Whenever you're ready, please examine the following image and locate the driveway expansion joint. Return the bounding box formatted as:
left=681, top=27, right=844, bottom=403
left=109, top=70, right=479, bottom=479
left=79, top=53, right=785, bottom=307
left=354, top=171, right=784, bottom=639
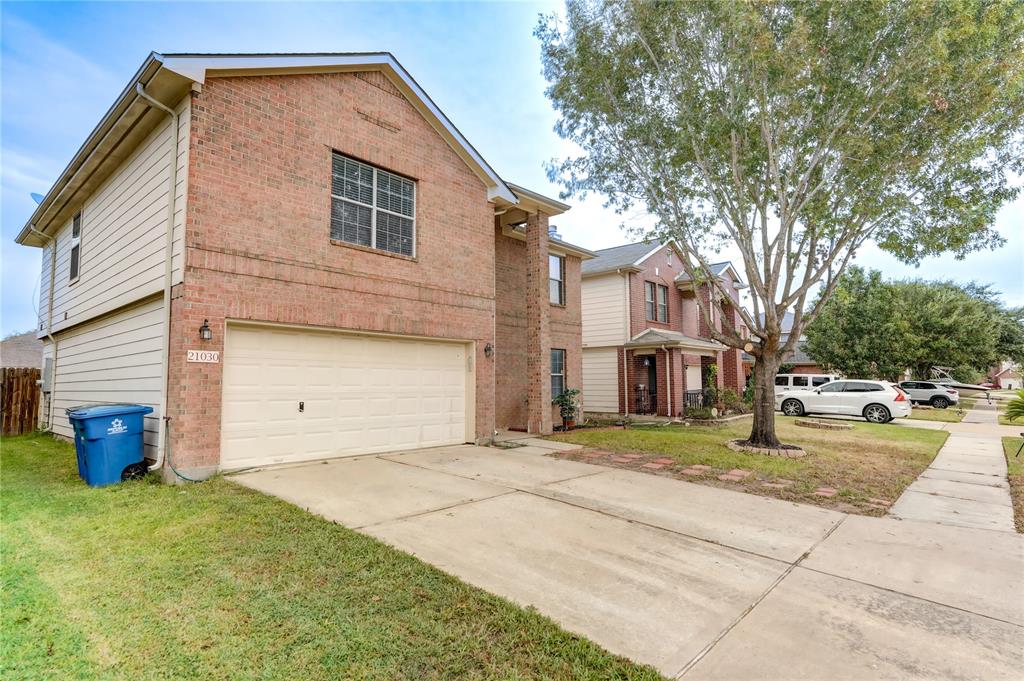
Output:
left=674, top=515, right=850, bottom=679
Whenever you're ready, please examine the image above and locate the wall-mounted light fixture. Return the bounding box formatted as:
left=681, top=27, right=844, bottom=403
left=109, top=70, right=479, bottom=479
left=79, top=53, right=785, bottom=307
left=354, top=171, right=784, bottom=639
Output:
left=642, top=356, right=651, bottom=367
left=199, top=319, right=213, bottom=341
left=484, top=343, right=494, bottom=358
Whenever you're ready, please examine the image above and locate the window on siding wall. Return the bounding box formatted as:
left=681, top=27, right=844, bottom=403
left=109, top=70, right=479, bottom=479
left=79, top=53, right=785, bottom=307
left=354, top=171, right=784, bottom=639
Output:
left=69, top=211, right=82, bottom=283
left=330, top=153, right=415, bottom=256
left=549, top=255, right=565, bottom=305
left=551, top=348, right=566, bottom=398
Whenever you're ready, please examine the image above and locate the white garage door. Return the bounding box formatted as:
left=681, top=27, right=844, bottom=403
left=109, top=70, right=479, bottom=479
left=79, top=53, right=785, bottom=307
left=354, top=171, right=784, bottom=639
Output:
left=221, top=325, right=471, bottom=469
left=582, top=347, right=619, bottom=412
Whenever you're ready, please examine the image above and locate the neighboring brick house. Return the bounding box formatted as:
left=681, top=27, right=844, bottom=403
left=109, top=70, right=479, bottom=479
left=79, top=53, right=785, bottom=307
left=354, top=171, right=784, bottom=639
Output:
left=580, top=241, right=747, bottom=417
left=0, top=331, right=42, bottom=368
left=989, top=362, right=1022, bottom=390
left=740, top=311, right=824, bottom=381
left=15, top=52, right=592, bottom=479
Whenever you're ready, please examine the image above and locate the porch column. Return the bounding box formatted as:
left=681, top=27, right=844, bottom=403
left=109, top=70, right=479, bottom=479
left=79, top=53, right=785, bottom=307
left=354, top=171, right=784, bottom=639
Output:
left=525, top=212, right=553, bottom=434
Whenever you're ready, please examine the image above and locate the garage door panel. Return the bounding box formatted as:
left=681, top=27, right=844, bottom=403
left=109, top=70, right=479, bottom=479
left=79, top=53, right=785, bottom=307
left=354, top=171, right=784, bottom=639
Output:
left=221, top=326, right=471, bottom=468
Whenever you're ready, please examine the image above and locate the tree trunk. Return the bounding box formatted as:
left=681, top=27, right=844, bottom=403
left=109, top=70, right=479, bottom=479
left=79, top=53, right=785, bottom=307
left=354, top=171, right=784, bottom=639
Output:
left=747, top=355, right=782, bottom=448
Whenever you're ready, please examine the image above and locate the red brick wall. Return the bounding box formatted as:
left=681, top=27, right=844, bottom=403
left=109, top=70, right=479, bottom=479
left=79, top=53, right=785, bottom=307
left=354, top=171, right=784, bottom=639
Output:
left=550, top=240, right=583, bottom=428
left=495, top=226, right=529, bottom=430
left=168, top=71, right=503, bottom=470
left=789, top=364, right=825, bottom=374
left=493, top=223, right=581, bottom=431
left=628, top=246, right=685, bottom=337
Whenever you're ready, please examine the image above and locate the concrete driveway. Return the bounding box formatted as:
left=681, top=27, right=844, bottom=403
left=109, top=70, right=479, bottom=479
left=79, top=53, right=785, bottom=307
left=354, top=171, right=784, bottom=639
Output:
left=232, top=442, right=1023, bottom=680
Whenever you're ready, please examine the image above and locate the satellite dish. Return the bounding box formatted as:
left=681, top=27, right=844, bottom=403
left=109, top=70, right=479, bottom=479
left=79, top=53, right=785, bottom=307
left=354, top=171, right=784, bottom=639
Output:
left=30, top=193, right=44, bottom=204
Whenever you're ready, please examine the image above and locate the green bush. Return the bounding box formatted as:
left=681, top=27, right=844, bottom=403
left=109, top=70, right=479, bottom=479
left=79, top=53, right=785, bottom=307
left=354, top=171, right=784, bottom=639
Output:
left=720, top=388, right=749, bottom=414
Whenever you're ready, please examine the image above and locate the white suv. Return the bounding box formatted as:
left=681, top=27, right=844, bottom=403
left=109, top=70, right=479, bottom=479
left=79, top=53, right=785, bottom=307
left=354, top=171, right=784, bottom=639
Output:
left=774, top=373, right=841, bottom=396
left=897, top=381, right=959, bottom=409
left=776, top=379, right=911, bottom=424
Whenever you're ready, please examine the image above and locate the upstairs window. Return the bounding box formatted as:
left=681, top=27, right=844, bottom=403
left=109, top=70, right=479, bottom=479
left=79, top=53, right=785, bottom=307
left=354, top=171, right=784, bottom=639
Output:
left=331, top=153, right=415, bottom=257
left=69, top=211, right=82, bottom=283
left=549, top=255, right=565, bottom=305
left=645, top=282, right=668, bottom=322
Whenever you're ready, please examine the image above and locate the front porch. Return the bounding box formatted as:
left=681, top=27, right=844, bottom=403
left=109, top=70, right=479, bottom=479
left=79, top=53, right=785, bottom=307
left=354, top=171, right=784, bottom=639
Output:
left=619, top=329, right=731, bottom=417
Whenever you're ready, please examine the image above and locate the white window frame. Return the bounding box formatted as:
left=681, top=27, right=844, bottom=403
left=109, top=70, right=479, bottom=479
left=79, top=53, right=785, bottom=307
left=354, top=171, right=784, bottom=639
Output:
left=551, top=348, right=566, bottom=398
left=330, top=154, right=417, bottom=257
left=656, top=284, right=668, bottom=323
left=549, top=254, right=565, bottom=305
left=68, top=211, right=83, bottom=284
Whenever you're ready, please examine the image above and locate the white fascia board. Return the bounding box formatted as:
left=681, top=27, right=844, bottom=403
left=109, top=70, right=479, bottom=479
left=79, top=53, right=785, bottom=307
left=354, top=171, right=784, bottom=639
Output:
left=632, top=242, right=666, bottom=267
left=160, top=53, right=517, bottom=205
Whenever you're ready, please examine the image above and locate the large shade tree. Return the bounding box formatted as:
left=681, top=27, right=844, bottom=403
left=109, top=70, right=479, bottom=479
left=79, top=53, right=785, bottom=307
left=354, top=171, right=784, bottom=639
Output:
left=538, top=0, right=1024, bottom=446
left=804, top=267, right=1022, bottom=381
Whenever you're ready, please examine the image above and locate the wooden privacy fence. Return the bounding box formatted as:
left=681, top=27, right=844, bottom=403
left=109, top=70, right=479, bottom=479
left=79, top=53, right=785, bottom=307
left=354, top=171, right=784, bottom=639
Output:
left=2, top=368, right=41, bottom=436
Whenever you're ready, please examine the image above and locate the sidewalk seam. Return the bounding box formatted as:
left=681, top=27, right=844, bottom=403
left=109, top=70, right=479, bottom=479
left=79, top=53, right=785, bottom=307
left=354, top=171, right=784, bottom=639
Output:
left=673, top=515, right=849, bottom=679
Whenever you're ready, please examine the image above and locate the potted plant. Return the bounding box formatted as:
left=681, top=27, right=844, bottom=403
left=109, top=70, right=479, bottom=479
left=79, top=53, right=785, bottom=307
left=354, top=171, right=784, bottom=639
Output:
left=553, top=388, right=581, bottom=430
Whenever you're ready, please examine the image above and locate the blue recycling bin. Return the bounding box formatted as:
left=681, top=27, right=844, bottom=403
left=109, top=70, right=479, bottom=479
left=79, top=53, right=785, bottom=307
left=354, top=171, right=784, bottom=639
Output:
left=66, top=404, right=153, bottom=487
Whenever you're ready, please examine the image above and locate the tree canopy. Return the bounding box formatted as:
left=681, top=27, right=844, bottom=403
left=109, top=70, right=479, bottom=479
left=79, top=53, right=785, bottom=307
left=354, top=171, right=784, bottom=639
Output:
left=538, top=0, right=1024, bottom=445
left=803, top=267, right=1024, bottom=382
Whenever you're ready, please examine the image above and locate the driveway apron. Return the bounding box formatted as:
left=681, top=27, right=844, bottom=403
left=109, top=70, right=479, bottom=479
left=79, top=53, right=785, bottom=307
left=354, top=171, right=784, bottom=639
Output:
left=231, top=436, right=1023, bottom=679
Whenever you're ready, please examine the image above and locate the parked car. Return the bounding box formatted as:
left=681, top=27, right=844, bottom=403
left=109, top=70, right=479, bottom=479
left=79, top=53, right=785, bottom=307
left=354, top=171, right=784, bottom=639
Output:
left=897, top=381, right=959, bottom=409
left=776, top=380, right=911, bottom=424
left=774, top=373, right=841, bottom=396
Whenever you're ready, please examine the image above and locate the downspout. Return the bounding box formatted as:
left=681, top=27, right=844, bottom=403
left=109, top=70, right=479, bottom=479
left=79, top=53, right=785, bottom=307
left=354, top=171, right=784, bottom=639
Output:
left=28, top=225, right=57, bottom=429
left=135, top=82, right=179, bottom=473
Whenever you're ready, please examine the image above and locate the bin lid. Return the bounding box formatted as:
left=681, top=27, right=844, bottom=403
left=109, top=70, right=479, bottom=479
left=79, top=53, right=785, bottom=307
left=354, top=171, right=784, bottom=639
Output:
left=66, top=404, right=155, bottom=419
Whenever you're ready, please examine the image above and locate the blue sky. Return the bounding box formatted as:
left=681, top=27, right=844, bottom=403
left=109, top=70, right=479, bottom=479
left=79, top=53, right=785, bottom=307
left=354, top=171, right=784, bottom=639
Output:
left=2, top=1, right=1021, bottom=336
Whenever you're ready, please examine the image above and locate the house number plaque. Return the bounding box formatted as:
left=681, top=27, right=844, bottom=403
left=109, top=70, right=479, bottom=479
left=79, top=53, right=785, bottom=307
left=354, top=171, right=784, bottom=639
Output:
left=186, top=350, right=220, bottom=363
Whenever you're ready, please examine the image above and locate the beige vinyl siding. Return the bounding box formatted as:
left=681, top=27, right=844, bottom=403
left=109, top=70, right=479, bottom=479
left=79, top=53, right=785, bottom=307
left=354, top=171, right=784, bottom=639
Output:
left=44, top=296, right=164, bottom=458
left=582, top=347, right=619, bottom=412
left=38, top=97, right=189, bottom=334
left=582, top=273, right=628, bottom=346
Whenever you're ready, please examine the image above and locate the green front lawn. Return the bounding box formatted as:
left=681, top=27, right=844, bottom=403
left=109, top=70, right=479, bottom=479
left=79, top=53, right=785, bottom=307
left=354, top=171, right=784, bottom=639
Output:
left=2, top=434, right=660, bottom=680
left=1002, top=437, right=1024, bottom=533
left=550, top=419, right=947, bottom=514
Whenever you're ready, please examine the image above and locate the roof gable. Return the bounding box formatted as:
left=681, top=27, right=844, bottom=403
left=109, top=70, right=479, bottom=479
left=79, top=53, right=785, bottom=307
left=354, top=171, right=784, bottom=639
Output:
left=582, top=240, right=680, bottom=277
left=17, top=51, right=518, bottom=245
left=160, top=53, right=515, bottom=204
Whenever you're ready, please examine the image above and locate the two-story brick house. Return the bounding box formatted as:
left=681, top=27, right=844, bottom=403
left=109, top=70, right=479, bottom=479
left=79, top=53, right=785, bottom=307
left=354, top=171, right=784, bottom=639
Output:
left=16, top=52, right=593, bottom=479
left=580, top=241, right=747, bottom=417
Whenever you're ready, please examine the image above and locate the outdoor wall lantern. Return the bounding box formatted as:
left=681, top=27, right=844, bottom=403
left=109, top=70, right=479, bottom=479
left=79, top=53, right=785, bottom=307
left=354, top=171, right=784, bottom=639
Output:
left=642, top=356, right=651, bottom=367
left=199, top=319, right=213, bottom=342
left=484, top=343, right=494, bottom=358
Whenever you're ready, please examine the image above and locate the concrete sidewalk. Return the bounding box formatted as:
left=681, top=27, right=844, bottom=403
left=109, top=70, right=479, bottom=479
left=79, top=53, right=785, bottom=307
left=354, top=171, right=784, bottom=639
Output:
left=890, top=403, right=1016, bottom=532
left=232, top=437, right=1023, bottom=679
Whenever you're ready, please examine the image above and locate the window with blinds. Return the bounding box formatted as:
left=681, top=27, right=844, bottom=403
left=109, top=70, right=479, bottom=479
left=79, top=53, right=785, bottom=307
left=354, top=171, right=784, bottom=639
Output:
left=331, top=153, right=415, bottom=256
